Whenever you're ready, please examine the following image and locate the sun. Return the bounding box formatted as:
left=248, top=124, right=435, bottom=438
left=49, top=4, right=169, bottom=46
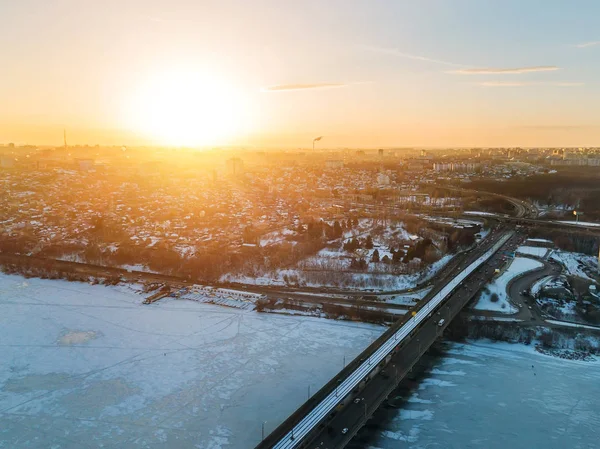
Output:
left=125, top=69, right=248, bottom=147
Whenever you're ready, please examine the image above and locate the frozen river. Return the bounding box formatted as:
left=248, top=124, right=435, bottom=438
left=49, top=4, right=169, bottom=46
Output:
left=355, top=341, right=600, bottom=449
left=0, top=274, right=384, bottom=448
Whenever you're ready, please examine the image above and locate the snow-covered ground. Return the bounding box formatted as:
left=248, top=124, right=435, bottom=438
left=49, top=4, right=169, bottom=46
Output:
left=550, top=250, right=598, bottom=281
left=121, top=264, right=159, bottom=273
left=527, top=238, right=553, bottom=244
left=464, top=211, right=497, bottom=216
left=0, top=274, right=383, bottom=449
left=554, top=220, right=600, bottom=227
left=516, top=245, right=549, bottom=258
left=378, top=287, right=432, bottom=306
left=474, top=257, right=543, bottom=313
left=545, top=319, right=600, bottom=330
left=222, top=254, right=455, bottom=291
left=530, top=275, right=554, bottom=297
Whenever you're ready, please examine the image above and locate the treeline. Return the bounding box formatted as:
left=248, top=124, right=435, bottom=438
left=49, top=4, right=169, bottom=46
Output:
left=470, top=172, right=600, bottom=219
left=0, top=262, right=121, bottom=285
left=448, top=317, right=600, bottom=354
left=255, top=297, right=395, bottom=324
left=528, top=229, right=599, bottom=256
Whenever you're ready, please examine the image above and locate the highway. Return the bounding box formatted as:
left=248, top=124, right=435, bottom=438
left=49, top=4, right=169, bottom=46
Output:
left=259, top=230, right=513, bottom=449
left=304, top=231, right=521, bottom=448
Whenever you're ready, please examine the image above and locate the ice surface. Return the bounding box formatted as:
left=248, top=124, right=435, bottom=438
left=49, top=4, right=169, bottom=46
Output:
left=0, top=273, right=383, bottom=448
left=370, top=341, right=600, bottom=449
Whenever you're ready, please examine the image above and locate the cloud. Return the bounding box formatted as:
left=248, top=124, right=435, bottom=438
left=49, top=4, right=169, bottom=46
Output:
left=261, top=83, right=347, bottom=92
left=574, top=41, right=600, bottom=48
left=479, top=81, right=583, bottom=87
left=452, top=66, right=560, bottom=75
left=516, top=125, right=598, bottom=131
left=361, top=45, right=466, bottom=67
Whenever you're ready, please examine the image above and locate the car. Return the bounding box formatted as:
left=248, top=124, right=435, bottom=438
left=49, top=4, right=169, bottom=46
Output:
left=354, top=398, right=361, bottom=404
left=437, top=318, right=445, bottom=327
left=528, top=306, right=532, bottom=310
left=342, top=428, right=348, bottom=434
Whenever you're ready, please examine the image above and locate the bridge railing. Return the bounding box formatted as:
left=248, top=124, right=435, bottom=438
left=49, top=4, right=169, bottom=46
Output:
left=255, top=240, right=500, bottom=448
left=256, top=231, right=512, bottom=449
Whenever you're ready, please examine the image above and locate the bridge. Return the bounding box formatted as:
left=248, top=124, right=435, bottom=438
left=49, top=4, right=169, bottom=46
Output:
left=256, top=229, right=516, bottom=449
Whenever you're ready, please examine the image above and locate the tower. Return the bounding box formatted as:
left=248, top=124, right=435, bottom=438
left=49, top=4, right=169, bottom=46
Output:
left=63, top=129, right=67, bottom=149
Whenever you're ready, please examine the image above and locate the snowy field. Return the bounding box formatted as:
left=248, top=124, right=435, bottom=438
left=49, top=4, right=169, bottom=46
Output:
left=516, top=245, right=549, bottom=258
left=0, top=274, right=383, bottom=449
left=474, top=257, right=543, bottom=313
left=550, top=250, right=598, bottom=281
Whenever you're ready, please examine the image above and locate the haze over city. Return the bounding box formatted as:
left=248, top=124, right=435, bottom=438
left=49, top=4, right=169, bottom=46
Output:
left=2, top=0, right=600, bottom=148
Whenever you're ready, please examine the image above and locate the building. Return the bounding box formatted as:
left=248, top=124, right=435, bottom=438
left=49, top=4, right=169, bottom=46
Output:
left=433, top=162, right=481, bottom=172
left=325, top=159, right=344, bottom=169
left=550, top=157, right=600, bottom=167
left=433, top=163, right=452, bottom=172
left=0, top=155, right=15, bottom=168
left=75, top=158, right=95, bottom=170
left=226, top=157, right=244, bottom=176
left=377, top=172, right=390, bottom=186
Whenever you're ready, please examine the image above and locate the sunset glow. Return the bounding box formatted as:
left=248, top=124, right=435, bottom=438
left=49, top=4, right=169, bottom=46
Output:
left=124, top=69, right=249, bottom=146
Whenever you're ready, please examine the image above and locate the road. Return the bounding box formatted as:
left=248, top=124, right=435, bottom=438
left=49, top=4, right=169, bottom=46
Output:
left=467, top=255, right=560, bottom=323
left=302, top=232, right=520, bottom=449
left=257, top=230, right=518, bottom=449
left=507, top=257, right=561, bottom=322
left=438, top=185, right=538, bottom=219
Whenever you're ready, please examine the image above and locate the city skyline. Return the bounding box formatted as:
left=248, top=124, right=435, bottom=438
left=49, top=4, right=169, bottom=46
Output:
left=1, top=0, right=599, bottom=147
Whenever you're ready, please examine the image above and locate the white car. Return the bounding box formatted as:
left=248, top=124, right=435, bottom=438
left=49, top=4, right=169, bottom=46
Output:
left=437, top=318, right=445, bottom=327
left=342, top=428, right=348, bottom=434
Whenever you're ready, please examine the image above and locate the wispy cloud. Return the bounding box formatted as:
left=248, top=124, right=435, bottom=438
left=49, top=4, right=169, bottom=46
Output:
left=261, top=83, right=356, bottom=92
left=479, top=81, right=583, bottom=87
left=361, top=45, right=467, bottom=67
left=574, top=41, right=600, bottom=48
left=452, top=66, right=560, bottom=75
left=516, top=125, right=598, bottom=131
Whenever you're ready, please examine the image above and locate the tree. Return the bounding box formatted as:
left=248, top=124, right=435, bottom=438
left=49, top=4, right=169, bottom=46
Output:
left=358, top=258, right=368, bottom=270
left=365, top=235, right=373, bottom=249
left=333, top=221, right=343, bottom=238
left=344, top=237, right=360, bottom=252
left=372, top=249, right=380, bottom=263
left=393, top=250, right=403, bottom=264
left=381, top=255, right=391, bottom=264
left=307, top=221, right=323, bottom=240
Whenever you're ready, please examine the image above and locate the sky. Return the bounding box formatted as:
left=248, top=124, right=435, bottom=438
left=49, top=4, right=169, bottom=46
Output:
left=1, top=0, right=599, bottom=148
